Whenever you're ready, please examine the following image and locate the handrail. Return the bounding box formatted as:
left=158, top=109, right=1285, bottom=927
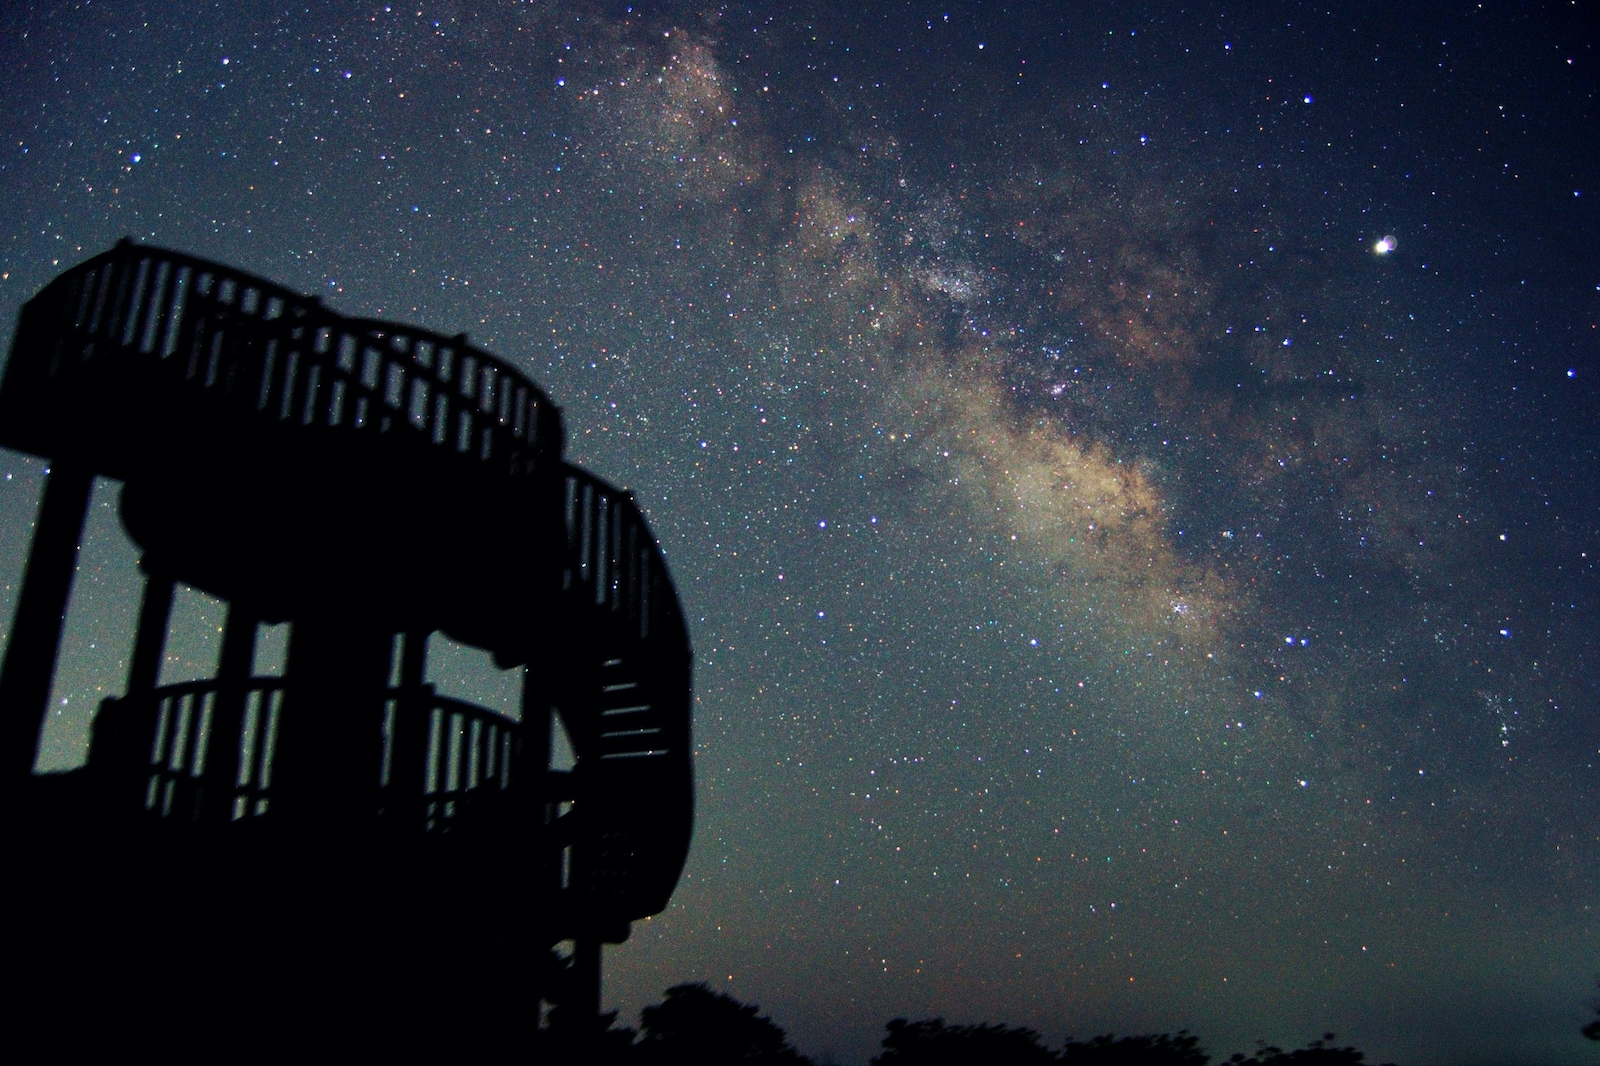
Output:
left=559, top=466, right=692, bottom=766
left=415, top=692, right=521, bottom=832
left=560, top=465, right=689, bottom=660
left=88, top=662, right=689, bottom=919
left=551, top=468, right=693, bottom=915
left=89, top=678, right=287, bottom=823
left=0, top=241, right=564, bottom=480
left=91, top=678, right=525, bottom=830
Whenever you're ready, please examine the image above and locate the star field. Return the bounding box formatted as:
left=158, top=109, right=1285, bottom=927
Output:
left=1, top=3, right=1597, bottom=1063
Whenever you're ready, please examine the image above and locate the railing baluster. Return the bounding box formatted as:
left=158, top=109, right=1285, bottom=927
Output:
left=610, top=499, right=622, bottom=611
left=139, top=261, right=173, bottom=355
left=68, top=270, right=93, bottom=332
left=123, top=257, right=154, bottom=350
left=258, top=690, right=282, bottom=803
left=433, top=390, right=450, bottom=445
left=425, top=707, right=442, bottom=797
left=158, top=266, right=189, bottom=359
left=92, top=253, right=129, bottom=340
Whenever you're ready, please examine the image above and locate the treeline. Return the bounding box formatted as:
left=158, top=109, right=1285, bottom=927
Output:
left=547, top=982, right=1395, bottom=1065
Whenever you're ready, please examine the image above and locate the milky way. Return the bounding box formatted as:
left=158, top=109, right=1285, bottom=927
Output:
left=1, top=4, right=1596, bottom=1063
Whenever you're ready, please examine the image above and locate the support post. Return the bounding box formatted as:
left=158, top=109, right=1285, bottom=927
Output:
left=0, top=462, right=93, bottom=783
left=522, top=662, right=556, bottom=1019
left=274, top=616, right=393, bottom=828
left=385, top=629, right=430, bottom=826
left=126, top=567, right=176, bottom=698
left=200, top=602, right=257, bottom=823
left=85, top=564, right=175, bottom=794
left=523, top=662, right=553, bottom=841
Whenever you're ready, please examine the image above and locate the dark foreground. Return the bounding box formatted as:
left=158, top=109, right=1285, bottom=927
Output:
left=555, top=982, right=1398, bottom=1065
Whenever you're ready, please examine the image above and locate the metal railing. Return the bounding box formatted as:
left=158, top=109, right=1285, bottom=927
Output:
left=94, top=678, right=523, bottom=831
left=125, top=678, right=286, bottom=823
left=4, top=241, right=563, bottom=480
left=561, top=466, right=691, bottom=757
left=413, top=693, right=521, bottom=832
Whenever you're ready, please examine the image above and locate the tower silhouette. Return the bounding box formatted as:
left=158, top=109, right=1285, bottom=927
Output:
left=0, top=241, right=692, bottom=1053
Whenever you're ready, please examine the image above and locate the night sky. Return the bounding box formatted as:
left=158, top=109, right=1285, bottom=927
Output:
left=2, top=2, right=1598, bottom=1063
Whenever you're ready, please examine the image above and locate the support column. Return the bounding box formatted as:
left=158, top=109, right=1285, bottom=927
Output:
left=199, top=602, right=257, bottom=823
left=385, top=630, right=430, bottom=827
left=0, top=461, right=93, bottom=783
left=85, top=565, right=174, bottom=793
left=522, top=662, right=556, bottom=1021
left=272, top=616, right=394, bottom=829
left=125, top=568, right=176, bottom=698
left=523, top=662, right=553, bottom=836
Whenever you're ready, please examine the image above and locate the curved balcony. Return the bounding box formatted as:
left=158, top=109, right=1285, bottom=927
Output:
left=1, top=239, right=563, bottom=484
left=90, top=678, right=520, bottom=828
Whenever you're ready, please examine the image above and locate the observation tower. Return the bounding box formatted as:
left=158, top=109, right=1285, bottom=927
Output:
left=0, top=241, right=692, bottom=1052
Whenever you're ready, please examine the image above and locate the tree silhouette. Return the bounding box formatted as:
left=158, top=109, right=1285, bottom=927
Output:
left=872, top=1017, right=1060, bottom=1064
left=539, top=982, right=1398, bottom=1065
left=1584, top=977, right=1600, bottom=1042
left=1059, top=1031, right=1210, bottom=1065
left=634, top=982, right=814, bottom=1065
left=1223, top=1033, right=1390, bottom=1065
left=543, top=1002, right=639, bottom=1064
left=866, top=1018, right=1391, bottom=1066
